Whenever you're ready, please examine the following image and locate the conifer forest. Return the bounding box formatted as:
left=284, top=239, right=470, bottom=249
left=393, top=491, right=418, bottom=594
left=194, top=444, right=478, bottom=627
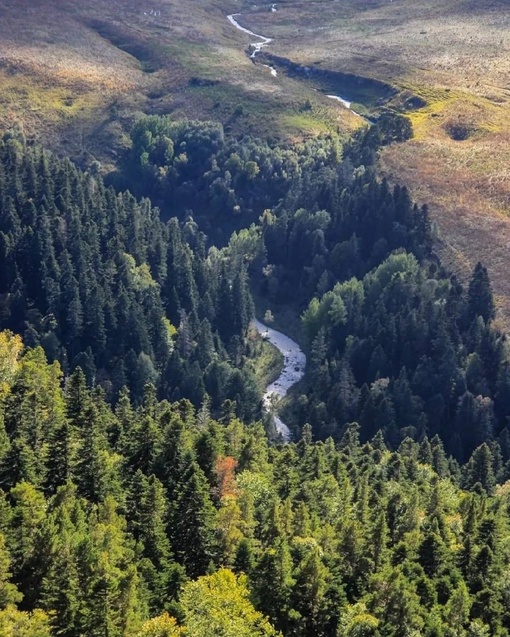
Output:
left=1, top=5, right=510, bottom=635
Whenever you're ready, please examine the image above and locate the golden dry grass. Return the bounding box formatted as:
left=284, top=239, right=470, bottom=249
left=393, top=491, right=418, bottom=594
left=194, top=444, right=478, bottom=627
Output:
left=238, top=0, right=510, bottom=322
left=379, top=99, right=510, bottom=327
left=0, top=0, right=359, bottom=161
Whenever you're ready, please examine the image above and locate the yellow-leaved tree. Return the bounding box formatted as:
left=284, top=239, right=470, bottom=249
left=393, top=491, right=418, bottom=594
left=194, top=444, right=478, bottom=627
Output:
left=0, top=606, right=52, bottom=637
left=181, top=569, right=281, bottom=637
left=139, top=569, right=281, bottom=637
left=0, top=330, right=23, bottom=400
left=137, top=613, right=183, bottom=637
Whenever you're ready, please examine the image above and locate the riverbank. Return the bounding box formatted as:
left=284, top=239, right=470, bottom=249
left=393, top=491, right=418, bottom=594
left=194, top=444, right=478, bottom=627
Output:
left=226, top=9, right=376, bottom=115
left=227, top=12, right=278, bottom=76
left=252, top=318, right=306, bottom=441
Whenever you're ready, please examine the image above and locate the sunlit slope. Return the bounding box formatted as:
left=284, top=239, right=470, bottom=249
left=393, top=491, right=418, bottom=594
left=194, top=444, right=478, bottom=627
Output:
left=242, top=0, right=510, bottom=323
left=0, top=0, right=359, bottom=161
left=2, top=0, right=509, bottom=322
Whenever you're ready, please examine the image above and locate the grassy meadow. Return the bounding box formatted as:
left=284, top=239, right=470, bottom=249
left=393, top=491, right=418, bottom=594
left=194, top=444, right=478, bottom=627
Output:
left=0, top=0, right=360, bottom=162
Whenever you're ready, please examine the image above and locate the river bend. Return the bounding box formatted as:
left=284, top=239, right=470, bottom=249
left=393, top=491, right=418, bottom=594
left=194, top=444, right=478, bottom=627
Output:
left=227, top=9, right=358, bottom=106
left=253, top=319, right=306, bottom=441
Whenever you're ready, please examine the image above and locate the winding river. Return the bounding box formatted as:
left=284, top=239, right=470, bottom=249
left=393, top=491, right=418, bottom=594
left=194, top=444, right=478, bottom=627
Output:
left=227, top=6, right=357, bottom=107
left=229, top=7, right=356, bottom=436
left=227, top=12, right=278, bottom=76
left=253, top=319, right=306, bottom=442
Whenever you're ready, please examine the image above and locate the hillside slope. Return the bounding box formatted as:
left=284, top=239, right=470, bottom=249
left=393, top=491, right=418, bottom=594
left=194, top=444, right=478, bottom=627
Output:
left=0, top=0, right=359, bottom=165
left=242, top=0, right=510, bottom=324
left=1, top=0, right=510, bottom=323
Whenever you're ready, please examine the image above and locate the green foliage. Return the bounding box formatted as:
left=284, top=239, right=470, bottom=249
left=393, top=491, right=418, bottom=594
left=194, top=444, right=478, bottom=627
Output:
left=0, top=335, right=509, bottom=636
left=0, top=137, right=257, bottom=415
left=169, top=454, right=217, bottom=579
left=181, top=569, right=281, bottom=637
left=0, top=533, right=22, bottom=608
left=468, top=263, right=495, bottom=325
left=0, top=109, right=509, bottom=637
left=120, top=116, right=346, bottom=243
left=292, top=246, right=504, bottom=458
left=0, top=606, right=52, bottom=637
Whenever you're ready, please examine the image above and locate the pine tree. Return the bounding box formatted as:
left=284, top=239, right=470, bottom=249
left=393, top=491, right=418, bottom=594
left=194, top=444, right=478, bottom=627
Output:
left=65, top=367, right=90, bottom=429
left=371, top=512, right=389, bottom=571
left=81, top=498, right=146, bottom=636
left=291, top=546, right=332, bottom=637
left=137, top=475, right=184, bottom=614
left=169, top=453, right=217, bottom=578
left=9, top=481, right=47, bottom=607
left=126, top=413, right=162, bottom=476
left=40, top=485, right=85, bottom=637
left=465, top=444, right=496, bottom=494
left=155, top=411, right=187, bottom=492
left=418, top=437, right=433, bottom=465
left=44, top=420, right=73, bottom=495
left=0, top=531, right=22, bottom=608
left=75, top=403, right=109, bottom=502
left=418, top=523, right=448, bottom=577
left=430, top=435, right=450, bottom=478
left=233, top=538, right=255, bottom=576
left=468, top=262, right=495, bottom=324
left=252, top=540, right=295, bottom=633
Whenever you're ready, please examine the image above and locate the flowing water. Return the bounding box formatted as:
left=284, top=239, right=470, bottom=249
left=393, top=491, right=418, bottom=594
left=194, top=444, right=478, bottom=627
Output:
left=227, top=10, right=360, bottom=105
left=253, top=319, right=306, bottom=441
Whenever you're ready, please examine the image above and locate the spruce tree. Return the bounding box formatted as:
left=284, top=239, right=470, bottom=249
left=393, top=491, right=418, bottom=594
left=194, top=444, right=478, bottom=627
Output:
left=169, top=453, right=217, bottom=578
left=0, top=532, right=22, bottom=608
left=468, top=262, right=495, bottom=324
left=465, top=444, right=496, bottom=494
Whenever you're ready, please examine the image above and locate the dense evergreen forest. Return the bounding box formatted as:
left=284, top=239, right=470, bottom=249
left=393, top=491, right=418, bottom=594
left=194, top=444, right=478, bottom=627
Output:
left=1, top=333, right=510, bottom=636
left=0, top=134, right=258, bottom=419
left=1, top=108, right=510, bottom=636
left=107, top=114, right=510, bottom=463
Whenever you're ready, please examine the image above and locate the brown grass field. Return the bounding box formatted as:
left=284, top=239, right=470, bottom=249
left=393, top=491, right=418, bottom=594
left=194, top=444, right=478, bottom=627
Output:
left=242, top=0, right=510, bottom=324
left=0, top=0, right=509, bottom=322
left=0, top=0, right=359, bottom=166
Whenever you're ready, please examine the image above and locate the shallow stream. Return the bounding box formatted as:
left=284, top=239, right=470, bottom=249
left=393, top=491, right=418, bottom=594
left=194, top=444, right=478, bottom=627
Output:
left=252, top=319, right=306, bottom=441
